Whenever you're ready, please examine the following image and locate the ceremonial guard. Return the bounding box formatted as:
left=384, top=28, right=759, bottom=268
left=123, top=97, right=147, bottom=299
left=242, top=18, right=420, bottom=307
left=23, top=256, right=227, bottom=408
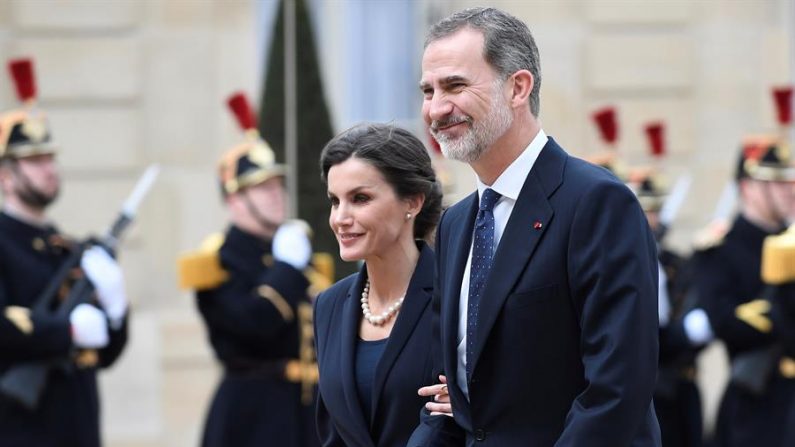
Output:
left=0, top=59, right=129, bottom=447
left=178, top=92, right=327, bottom=447
left=629, top=122, right=712, bottom=447
left=694, top=112, right=795, bottom=446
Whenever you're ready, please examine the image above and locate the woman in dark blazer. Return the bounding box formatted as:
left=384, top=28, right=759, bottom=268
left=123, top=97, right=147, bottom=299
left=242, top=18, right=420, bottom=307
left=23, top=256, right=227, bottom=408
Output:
left=315, top=123, right=448, bottom=447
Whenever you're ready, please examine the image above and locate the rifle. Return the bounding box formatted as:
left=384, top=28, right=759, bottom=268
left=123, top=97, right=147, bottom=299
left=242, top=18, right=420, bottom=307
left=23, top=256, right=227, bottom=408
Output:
left=655, top=173, right=691, bottom=242
left=0, top=165, right=160, bottom=410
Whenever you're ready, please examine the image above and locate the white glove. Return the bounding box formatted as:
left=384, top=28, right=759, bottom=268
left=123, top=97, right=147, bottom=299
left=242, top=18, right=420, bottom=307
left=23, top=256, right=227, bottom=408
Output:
left=69, top=304, right=109, bottom=349
left=81, top=246, right=128, bottom=328
left=684, top=308, right=714, bottom=346
left=272, top=220, right=312, bottom=270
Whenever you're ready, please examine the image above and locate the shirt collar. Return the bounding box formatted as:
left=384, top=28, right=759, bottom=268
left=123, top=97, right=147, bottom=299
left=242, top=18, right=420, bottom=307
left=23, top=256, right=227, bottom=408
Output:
left=476, top=128, right=548, bottom=201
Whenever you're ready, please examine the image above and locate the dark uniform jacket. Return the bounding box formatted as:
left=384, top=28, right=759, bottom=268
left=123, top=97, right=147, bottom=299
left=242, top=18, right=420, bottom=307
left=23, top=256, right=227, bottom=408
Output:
left=0, top=211, right=128, bottom=447
left=195, top=225, right=319, bottom=447
left=315, top=242, right=436, bottom=447
left=655, top=249, right=703, bottom=447
left=695, top=215, right=795, bottom=447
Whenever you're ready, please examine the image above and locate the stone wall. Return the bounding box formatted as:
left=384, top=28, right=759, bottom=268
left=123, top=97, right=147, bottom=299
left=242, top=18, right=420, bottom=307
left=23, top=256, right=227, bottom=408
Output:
left=1, top=0, right=792, bottom=444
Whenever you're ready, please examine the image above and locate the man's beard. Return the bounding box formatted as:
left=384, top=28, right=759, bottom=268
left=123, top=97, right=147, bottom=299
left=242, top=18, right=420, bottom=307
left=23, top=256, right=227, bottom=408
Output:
left=14, top=177, right=58, bottom=210
left=431, top=81, right=513, bottom=163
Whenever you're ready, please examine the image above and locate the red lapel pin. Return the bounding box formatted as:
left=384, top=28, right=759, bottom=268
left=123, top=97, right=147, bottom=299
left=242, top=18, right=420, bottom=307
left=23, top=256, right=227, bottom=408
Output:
left=533, top=221, right=543, bottom=230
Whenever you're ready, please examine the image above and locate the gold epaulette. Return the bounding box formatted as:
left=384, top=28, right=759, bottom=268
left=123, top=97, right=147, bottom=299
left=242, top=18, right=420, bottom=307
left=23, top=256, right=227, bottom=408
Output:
left=306, top=252, right=335, bottom=298
left=177, top=233, right=229, bottom=290
left=692, top=220, right=729, bottom=252
left=735, top=299, right=773, bottom=333
left=762, top=225, right=795, bottom=284
left=4, top=306, right=33, bottom=335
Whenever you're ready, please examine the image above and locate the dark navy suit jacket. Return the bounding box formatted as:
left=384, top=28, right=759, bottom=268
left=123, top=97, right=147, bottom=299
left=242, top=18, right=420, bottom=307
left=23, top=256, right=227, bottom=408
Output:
left=315, top=243, right=438, bottom=447
left=416, top=138, right=662, bottom=446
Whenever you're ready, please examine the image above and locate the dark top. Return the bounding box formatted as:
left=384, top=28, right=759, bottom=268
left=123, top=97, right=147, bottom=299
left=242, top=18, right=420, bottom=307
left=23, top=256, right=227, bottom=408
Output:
left=315, top=242, right=437, bottom=447
left=0, top=211, right=128, bottom=447
left=355, top=337, right=388, bottom=426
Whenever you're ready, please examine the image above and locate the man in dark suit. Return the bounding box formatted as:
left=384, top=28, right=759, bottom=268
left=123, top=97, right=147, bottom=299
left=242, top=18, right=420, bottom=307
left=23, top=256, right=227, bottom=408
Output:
left=415, top=7, right=661, bottom=446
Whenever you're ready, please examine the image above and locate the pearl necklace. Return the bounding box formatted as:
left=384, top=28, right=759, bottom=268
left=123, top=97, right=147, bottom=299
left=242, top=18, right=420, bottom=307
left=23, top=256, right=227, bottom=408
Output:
left=360, top=279, right=405, bottom=326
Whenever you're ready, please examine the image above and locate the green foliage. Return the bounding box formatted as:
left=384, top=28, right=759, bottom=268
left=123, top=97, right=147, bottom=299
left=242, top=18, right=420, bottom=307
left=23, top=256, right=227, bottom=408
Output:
left=260, top=0, right=355, bottom=279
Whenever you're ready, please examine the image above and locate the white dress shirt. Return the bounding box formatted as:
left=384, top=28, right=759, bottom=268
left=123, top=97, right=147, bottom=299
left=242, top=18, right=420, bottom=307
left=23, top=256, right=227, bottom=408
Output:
left=456, top=129, right=548, bottom=398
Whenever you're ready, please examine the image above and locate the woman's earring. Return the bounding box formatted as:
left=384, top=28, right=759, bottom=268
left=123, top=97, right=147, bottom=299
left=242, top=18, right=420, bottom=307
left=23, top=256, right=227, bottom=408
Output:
left=405, top=212, right=412, bottom=221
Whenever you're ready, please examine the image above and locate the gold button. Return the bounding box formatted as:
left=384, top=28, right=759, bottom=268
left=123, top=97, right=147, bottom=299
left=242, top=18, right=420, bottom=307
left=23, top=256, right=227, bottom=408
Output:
left=780, top=357, right=795, bottom=378
left=32, top=237, right=45, bottom=251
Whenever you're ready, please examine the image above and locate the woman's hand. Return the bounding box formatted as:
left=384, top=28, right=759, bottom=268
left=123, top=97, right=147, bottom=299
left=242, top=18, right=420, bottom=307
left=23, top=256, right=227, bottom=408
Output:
left=418, top=374, right=453, bottom=417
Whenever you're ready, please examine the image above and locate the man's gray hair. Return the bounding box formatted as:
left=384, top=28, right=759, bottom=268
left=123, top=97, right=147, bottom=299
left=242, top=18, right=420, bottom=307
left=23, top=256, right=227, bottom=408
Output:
left=425, top=7, right=542, bottom=117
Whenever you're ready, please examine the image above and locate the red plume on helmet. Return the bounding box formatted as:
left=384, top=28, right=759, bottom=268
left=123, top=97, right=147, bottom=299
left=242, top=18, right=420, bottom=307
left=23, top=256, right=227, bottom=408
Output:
left=226, top=92, right=258, bottom=132
left=772, top=86, right=793, bottom=126
left=644, top=122, right=665, bottom=158
left=592, top=107, right=618, bottom=145
left=8, top=58, right=37, bottom=103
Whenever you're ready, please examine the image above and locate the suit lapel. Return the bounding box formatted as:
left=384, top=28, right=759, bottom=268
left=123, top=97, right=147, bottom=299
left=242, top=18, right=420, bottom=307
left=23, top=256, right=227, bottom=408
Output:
left=370, top=244, right=433, bottom=425
left=440, top=194, right=478, bottom=428
left=441, top=194, right=478, bottom=386
left=469, top=140, right=565, bottom=375
left=340, top=271, right=375, bottom=447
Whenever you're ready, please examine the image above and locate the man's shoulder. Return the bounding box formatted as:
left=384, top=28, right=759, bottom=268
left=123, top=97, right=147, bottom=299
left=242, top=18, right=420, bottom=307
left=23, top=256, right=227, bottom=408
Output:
left=445, top=192, right=477, bottom=215
left=436, top=192, right=475, bottom=238
left=562, top=152, right=623, bottom=187
left=532, top=137, right=622, bottom=196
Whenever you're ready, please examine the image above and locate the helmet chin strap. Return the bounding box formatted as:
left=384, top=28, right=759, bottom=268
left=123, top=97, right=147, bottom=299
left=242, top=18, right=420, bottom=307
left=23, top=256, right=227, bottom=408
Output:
left=762, top=182, right=790, bottom=230
left=242, top=190, right=280, bottom=237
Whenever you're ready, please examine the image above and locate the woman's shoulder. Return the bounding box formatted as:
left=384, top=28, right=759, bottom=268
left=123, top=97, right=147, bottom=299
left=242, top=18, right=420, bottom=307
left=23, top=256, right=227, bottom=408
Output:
left=315, top=272, right=360, bottom=315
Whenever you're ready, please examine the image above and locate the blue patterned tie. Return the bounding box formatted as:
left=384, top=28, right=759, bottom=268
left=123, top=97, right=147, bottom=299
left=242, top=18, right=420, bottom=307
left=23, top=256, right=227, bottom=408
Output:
left=466, top=188, right=501, bottom=380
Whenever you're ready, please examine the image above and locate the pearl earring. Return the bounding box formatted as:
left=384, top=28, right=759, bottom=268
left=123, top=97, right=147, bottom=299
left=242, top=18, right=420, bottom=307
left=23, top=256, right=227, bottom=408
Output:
left=405, top=212, right=412, bottom=220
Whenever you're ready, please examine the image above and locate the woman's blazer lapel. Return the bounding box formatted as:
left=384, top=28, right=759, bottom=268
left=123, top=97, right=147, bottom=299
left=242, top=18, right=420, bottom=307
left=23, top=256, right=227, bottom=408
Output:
left=339, top=271, right=376, bottom=447
left=369, top=243, right=434, bottom=425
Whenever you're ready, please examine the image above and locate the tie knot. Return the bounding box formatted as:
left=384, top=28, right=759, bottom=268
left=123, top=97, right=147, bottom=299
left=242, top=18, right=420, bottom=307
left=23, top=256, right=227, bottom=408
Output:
left=479, top=188, right=501, bottom=212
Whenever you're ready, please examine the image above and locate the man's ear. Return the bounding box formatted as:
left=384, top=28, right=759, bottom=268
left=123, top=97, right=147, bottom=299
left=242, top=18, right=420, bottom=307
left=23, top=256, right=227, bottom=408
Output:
left=509, top=70, right=533, bottom=109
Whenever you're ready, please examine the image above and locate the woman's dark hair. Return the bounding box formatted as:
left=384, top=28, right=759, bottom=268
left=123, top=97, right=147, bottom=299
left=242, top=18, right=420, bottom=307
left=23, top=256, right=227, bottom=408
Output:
left=320, top=123, right=443, bottom=241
